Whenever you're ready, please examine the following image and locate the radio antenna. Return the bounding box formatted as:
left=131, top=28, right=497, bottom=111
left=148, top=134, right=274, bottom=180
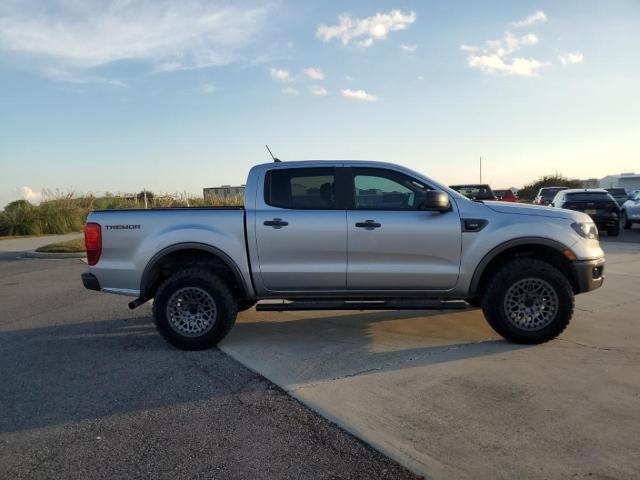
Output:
left=265, top=144, right=281, bottom=162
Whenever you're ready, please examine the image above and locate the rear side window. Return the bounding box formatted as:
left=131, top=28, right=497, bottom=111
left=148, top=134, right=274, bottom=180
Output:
left=264, top=168, right=337, bottom=209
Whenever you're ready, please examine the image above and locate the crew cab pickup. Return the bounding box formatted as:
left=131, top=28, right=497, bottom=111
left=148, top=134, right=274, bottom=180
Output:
left=82, top=161, right=605, bottom=350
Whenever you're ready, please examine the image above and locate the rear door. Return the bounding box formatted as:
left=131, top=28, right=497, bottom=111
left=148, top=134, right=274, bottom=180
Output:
left=254, top=166, right=348, bottom=292
left=346, top=167, right=461, bottom=291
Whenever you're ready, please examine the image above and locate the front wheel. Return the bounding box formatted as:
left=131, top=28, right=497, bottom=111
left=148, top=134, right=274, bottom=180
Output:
left=153, top=268, right=238, bottom=350
left=481, top=258, right=574, bottom=344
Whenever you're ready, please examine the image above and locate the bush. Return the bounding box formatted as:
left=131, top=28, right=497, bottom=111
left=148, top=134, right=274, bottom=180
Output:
left=0, top=192, right=243, bottom=237
left=518, top=174, right=584, bottom=202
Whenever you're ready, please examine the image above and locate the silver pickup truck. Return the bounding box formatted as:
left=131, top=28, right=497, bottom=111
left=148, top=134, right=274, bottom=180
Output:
left=82, top=160, right=605, bottom=350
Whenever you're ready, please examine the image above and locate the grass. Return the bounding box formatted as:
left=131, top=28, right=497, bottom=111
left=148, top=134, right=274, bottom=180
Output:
left=35, top=238, right=86, bottom=253
left=0, top=191, right=243, bottom=238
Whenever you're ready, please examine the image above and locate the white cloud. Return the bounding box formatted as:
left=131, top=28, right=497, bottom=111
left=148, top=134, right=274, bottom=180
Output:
left=199, top=83, right=217, bottom=94
left=42, top=67, right=127, bottom=87
left=400, top=44, right=417, bottom=53
left=467, top=55, right=546, bottom=76
left=558, top=51, right=584, bottom=65
left=282, top=87, right=299, bottom=95
left=19, top=186, right=42, bottom=204
left=511, top=11, right=547, bottom=28
left=0, top=0, right=270, bottom=80
left=270, top=68, right=291, bottom=82
left=462, top=31, right=546, bottom=76
left=310, top=85, right=328, bottom=96
left=317, top=10, right=416, bottom=47
left=303, top=67, right=325, bottom=80
left=341, top=88, right=377, bottom=102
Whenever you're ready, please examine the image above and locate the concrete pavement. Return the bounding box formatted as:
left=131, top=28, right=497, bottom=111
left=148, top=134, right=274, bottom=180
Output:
left=220, top=242, right=640, bottom=479
left=0, top=232, right=82, bottom=254
left=0, top=257, right=417, bottom=480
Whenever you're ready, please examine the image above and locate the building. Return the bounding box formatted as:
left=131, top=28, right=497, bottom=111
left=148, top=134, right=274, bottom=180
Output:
left=599, top=173, right=640, bottom=191
left=203, top=185, right=245, bottom=200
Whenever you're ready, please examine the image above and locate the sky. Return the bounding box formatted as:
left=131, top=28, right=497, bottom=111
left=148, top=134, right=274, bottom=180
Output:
left=1, top=0, right=639, bottom=207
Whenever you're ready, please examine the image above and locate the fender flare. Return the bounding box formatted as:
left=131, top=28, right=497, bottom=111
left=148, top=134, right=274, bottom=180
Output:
left=139, top=242, right=250, bottom=299
left=468, top=237, right=573, bottom=296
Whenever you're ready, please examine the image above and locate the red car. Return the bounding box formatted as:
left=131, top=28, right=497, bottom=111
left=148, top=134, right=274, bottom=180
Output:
left=494, top=189, right=519, bottom=202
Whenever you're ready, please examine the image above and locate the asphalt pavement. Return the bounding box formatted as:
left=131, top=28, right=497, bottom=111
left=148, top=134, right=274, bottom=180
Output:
left=0, top=256, right=418, bottom=480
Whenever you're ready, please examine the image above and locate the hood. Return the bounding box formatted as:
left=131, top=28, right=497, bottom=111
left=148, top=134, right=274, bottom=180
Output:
left=484, top=201, right=588, bottom=222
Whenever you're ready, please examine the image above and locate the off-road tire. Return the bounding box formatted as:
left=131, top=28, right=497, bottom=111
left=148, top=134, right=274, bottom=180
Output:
left=621, top=211, right=631, bottom=230
left=153, top=268, right=237, bottom=350
left=481, top=258, right=574, bottom=344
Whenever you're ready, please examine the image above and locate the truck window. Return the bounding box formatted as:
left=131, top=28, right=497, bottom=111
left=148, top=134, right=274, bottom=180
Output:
left=264, top=167, right=337, bottom=209
left=352, top=168, right=431, bottom=210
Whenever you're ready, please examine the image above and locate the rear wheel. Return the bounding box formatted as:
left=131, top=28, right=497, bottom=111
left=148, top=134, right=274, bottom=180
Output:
left=608, top=222, right=621, bottom=237
left=621, top=211, right=631, bottom=230
left=481, top=258, right=574, bottom=344
left=153, top=268, right=237, bottom=350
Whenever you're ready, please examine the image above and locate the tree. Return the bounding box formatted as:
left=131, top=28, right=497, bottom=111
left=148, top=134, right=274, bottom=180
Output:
left=518, top=174, right=583, bottom=202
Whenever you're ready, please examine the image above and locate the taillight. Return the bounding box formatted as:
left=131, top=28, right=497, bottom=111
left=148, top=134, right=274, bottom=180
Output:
left=84, top=223, right=102, bottom=266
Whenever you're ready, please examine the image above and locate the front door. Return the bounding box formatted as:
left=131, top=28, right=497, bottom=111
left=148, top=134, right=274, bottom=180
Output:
left=346, top=167, right=461, bottom=290
left=255, top=166, right=347, bottom=292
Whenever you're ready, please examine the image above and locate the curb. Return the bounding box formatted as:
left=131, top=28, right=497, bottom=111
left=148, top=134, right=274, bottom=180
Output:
left=23, top=251, right=87, bottom=259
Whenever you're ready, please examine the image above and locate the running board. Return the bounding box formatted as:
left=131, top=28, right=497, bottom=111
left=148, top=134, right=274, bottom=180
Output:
left=255, top=299, right=468, bottom=312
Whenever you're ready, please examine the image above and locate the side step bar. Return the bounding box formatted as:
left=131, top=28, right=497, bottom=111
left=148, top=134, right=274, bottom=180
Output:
left=255, top=299, right=468, bottom=312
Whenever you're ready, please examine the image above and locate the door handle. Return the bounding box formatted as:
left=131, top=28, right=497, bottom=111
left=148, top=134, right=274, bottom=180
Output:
left=263, top=218, right=288, bottom=229
left=355, top=220, right=381, bottom=229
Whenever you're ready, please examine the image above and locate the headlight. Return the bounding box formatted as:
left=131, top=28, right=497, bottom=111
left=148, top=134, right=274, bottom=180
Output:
left=571, top=222, right=599, bottom=240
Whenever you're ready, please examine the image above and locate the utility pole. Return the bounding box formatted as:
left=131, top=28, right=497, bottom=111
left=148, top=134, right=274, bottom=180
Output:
left=479, top=156, right=482, bottom=183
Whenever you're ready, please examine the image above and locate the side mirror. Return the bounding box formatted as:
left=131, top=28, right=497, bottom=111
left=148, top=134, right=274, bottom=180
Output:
left=420, top=191, right=451, bottom=212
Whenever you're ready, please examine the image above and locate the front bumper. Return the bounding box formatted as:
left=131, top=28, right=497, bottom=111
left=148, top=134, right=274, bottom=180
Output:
left=81, top=272, right=101, bottom=292
left=574, top=257, right=605, bottom=293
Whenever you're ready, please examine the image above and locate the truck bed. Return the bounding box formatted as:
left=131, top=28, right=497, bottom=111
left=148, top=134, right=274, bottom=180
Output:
left=86, top=208, right=250, bottom=296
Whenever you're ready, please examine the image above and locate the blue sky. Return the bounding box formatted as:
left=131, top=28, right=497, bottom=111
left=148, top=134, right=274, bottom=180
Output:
left=1, top=0, right=639, bottom=207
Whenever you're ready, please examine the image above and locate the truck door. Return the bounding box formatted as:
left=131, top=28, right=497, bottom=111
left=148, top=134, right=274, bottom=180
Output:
left=346, top=167, right=461, bottom=290
left=254, top=166, right=348, bottom=292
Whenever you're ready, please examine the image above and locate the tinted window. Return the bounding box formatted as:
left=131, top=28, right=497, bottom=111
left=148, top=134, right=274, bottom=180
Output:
left=265, top=168, right=337, bottom=209
left=606, top=188, right=626, bottom=196
left=353, top=168, right=431, bottom=210
left=541, top=188, right=566, bottom=197
left=450, top=185, right=495, bottom=200
left=564, top=192, right=614, bottom=202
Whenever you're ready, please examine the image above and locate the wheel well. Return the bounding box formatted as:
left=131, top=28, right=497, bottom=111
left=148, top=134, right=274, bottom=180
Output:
left=141, top=248, right=247, bottom=301
left=473, top=244, right=579, bottom=296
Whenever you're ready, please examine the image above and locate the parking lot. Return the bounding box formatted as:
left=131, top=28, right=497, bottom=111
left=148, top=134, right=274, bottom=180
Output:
left=1, top=234, right=639, bottom=479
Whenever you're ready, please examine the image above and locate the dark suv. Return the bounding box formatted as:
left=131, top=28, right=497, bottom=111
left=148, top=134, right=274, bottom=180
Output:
left=551, top=189, right=621, bottom=236
left=449, top=184, right=497, bottom=201
left=605, top=188, right=628, bottom=207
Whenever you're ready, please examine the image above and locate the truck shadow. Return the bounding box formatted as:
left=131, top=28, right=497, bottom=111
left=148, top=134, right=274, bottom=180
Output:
left=0, top=308, right=528, bottom=434
left=0, top=315, right=266, bottom=434
left=223, top=308, right=530, bottom=386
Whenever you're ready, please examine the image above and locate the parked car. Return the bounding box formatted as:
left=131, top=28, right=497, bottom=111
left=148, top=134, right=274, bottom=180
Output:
left=534, top=187, right=568, bottom=206
left=494, top=189, right=519, bottom=202
left=449, top=184, right=497, bottom=201
left=605, top=188, right=628, bottom=207
left=550, top=189, right=621, bottom=236
left=621, top=191, right=640, bottom=229
left=82, top=160, right=605, bottom=350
